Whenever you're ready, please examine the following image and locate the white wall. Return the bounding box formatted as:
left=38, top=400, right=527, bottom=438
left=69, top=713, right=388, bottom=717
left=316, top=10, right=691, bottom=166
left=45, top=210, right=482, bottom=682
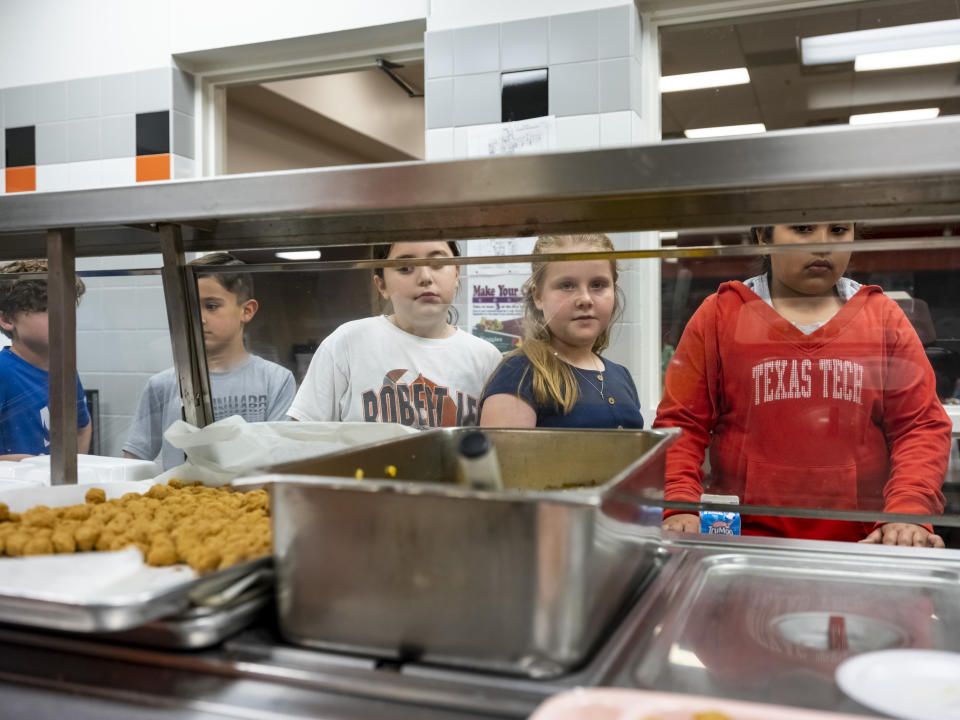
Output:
left=0, top=0, right=428, bottom=88
left=169, top=0, right=428, bottom=55
left=427, top=0, right=629, bottom=30
left=0, top=0, right=173, bottom=87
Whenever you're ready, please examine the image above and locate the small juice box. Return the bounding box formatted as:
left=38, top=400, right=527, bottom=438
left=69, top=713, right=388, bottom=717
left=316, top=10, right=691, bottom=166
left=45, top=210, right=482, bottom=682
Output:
left=699, top=493, right=741, bottom=535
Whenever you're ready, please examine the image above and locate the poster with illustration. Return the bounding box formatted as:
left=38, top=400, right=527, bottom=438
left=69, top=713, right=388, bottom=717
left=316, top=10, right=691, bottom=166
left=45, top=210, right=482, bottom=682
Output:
left=470, top=276, right=527, bottom=352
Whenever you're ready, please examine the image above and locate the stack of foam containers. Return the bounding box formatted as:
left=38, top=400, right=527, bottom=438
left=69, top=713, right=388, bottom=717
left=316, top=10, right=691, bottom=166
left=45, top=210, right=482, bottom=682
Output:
left=3, top=456, right=160, bottom=488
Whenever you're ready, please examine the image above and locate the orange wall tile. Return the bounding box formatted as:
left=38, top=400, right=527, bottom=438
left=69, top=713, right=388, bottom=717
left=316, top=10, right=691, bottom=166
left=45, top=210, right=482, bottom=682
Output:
left=136, top=154, right=170, bottom=182
left=5, top=166, right=36, bottom=193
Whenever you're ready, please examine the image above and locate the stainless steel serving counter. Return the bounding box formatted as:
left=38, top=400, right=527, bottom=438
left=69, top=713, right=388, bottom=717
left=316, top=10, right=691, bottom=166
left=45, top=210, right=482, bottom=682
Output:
left=1, top=533, right=956, bottom=718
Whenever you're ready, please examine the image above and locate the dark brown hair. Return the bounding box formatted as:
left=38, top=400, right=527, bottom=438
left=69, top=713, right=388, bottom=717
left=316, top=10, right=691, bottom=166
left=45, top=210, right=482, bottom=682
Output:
left=191, top=252, right=254, bottom=303
left=372, top=241, right=461, bottom=279
left=0, top=260, right=86, bottom=339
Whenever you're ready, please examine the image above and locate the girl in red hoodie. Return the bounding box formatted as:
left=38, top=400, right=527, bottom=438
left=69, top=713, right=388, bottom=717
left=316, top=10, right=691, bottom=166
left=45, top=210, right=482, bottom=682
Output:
left=654, top=223, right=951, bottom=547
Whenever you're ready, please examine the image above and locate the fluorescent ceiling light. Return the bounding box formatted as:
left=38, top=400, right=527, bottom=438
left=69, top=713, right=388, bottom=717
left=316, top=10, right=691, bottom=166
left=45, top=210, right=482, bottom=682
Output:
left=801, top=19, right=960, bottom=65
left=659, top=231, right=679, bottom=240
left=660, top=67, right=749, bottom=93
left=854, top=44, right=960, bottom=71
left=684, top=123, right=766, bottom=139
left=276, top=250, right=321, bottom=260
left=849, top=108, right=940, bottom=125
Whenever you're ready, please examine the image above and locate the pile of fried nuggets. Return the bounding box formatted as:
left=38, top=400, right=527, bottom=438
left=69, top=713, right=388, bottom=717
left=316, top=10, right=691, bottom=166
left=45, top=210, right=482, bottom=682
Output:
left=0, top=480, right=271, bottom=573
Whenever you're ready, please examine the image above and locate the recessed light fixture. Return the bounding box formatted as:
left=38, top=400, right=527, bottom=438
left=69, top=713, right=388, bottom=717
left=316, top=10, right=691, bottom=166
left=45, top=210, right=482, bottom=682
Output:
left=854, top=44, right=960, bottom=71
left=276, top=250, right=321, bottom=260
left=801, top=19, right=960, bottom=66
left=684, top=123, right=766, bottom=139
left=660, top=67, right=750, bottom=93
left=849, top=108, right=940, bottom=125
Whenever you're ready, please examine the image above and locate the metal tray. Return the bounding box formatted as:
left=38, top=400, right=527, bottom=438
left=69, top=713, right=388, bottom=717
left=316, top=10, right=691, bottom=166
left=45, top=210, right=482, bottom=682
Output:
left=88, top=586, right=271, bottom=649
left=0, top=556, right=271, bottom=634
left=629, top=544, right=960, bottom=711
left=260, top=427, right=677, bottom=678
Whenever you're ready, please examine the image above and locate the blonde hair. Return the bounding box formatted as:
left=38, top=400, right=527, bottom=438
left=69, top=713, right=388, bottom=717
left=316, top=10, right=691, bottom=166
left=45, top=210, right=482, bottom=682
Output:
left=498, top=233, right=623, bottom=415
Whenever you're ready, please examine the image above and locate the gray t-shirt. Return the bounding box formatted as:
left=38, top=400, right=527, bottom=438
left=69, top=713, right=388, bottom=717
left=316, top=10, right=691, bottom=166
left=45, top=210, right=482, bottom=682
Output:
left=123, top=354, right=296, bottom=470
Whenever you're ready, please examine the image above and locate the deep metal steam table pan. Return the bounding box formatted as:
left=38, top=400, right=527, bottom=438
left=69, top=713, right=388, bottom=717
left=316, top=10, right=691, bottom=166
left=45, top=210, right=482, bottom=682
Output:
left=255, top=426, right=677, bottom=678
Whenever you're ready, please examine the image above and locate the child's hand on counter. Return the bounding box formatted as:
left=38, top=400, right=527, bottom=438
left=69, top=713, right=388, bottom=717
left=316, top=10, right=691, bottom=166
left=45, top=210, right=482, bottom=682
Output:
left=859, top=523, right=945, bottom=548
left=662, top=513, right=700, bottom=534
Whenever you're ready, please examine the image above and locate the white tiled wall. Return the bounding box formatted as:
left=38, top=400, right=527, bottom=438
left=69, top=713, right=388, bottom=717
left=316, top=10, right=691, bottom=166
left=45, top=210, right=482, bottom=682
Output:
left=76, top=254, right=171, bottom=458
left=555, top=114, right=601, bottom=151
left=602, top=232, right=657, bottom=426
left=427, top=109, right=642, bottom=160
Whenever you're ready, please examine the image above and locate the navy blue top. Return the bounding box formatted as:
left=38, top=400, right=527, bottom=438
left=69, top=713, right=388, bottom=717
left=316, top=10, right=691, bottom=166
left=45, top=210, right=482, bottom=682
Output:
left=0, top=347, right=89, bottom=456
left=480, top=353, right=643, bottom=429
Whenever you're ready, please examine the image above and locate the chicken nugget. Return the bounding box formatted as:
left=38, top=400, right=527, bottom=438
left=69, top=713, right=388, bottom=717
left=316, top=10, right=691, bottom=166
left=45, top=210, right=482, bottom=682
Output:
left=23, top=506, right=56, bottom=528
left=4, top=532, right=29, bottom=557
left=51, top=529, right=77, bottom=553
left=95, top=530, right=117, bottom=552
left=185, top=546, right=221, bottom=573
left=64, top=504, right=91, bottom=521
left=0, top=502, right=9, bottom=522
left=167, top=478, right=184, bottom=489
left=56, top=519, right=81, bottom=536
left=146, top=541, right=178, bottom=567
left=121, top=492, right=142, bottom=503
left=128, top=520, right=152, bottom=544
left=74, top=523, right=101, bottom=551
left=146, top=484, right=173, bottom=500
left=242, top=491, right=269, bottom=512
left=85, top=488, right=107, bottom=504
left=105, top=511, right=133, bottom=533
left=8, top=512, right=20, bottom=523
left=23, top=536, right=54, bottom=556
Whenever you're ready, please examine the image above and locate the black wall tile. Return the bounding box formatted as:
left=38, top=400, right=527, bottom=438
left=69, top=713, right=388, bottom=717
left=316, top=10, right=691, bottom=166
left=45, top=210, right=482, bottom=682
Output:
left=5, top=126, right=36, bottom=167
left=501, top=69, right=548, bottom=123
left=136, top=111, right=170, bottom=156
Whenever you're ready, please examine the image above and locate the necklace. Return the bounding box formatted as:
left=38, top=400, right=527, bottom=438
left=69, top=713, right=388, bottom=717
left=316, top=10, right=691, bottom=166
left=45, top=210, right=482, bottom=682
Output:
left=572, top=365, right=605, bottom=399
left=554, top=351, right=605, bottom=399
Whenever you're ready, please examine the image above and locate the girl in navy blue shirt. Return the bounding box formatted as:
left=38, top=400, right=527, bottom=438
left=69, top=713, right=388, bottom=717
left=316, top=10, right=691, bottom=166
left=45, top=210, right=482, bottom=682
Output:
left=480, top=234, right=643, bottom=429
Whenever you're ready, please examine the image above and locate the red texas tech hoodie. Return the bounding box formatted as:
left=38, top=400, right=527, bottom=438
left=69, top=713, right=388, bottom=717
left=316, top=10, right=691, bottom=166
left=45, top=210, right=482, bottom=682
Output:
left=655, top=281, right=951, bottom=541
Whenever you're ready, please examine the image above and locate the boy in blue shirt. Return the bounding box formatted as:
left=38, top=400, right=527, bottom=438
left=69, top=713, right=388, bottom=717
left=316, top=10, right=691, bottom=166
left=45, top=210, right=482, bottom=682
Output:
left=0, top=260, right=91, bottom=461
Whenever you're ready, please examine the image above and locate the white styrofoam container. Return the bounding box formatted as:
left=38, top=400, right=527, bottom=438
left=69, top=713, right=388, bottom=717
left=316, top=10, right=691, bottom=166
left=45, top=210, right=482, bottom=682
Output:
left=12, top=455, right=159, bottom=486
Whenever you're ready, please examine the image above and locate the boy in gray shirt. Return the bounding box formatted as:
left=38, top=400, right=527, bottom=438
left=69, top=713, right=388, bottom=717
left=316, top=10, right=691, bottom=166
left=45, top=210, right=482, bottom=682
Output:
left=124, top=254, right=295, bottom=470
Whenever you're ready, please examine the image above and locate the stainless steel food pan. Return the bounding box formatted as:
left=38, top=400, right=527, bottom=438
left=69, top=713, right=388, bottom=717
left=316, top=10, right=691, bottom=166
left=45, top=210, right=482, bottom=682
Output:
left=262, top=427, right=677, bottom=678
left=630, top=543, right=960, bottom=711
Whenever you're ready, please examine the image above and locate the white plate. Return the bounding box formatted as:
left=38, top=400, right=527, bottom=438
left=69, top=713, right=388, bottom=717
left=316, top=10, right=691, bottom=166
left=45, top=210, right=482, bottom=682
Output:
left=836, top=649, right=960, bottom=720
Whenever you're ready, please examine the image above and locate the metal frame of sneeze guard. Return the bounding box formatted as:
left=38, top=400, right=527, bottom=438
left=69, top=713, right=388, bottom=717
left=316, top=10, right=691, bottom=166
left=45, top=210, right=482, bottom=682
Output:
left=3, top=118, right=960, bottom=482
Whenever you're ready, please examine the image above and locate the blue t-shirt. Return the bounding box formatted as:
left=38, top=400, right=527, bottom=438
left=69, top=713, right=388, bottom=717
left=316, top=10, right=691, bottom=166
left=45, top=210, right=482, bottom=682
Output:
left=480, top=352, right=643, bottom=429
left=0, top=347, right=90, bottom=456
